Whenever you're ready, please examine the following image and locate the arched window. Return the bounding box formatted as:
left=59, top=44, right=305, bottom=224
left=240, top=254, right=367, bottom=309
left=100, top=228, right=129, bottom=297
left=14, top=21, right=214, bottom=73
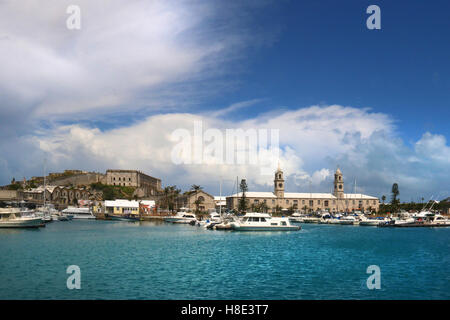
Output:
left=198, top=196, right=205, bottom=202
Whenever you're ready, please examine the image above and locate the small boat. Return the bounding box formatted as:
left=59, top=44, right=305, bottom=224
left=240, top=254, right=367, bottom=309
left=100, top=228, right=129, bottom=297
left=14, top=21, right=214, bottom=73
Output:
left=165, top=211, right=197, bottom=224
left=230, top=212, right=300, bottom=231
left=289, top=212, right=305, bottom=223
left=0, top=208, right=45, bottom=228
left=62, top=207, right=96, bottom=219
left=302, top=216, right=321, bottom=223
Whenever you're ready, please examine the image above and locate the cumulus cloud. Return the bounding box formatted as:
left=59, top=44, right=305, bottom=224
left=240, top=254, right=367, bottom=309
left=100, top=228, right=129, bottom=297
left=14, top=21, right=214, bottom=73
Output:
left=30, top=105, right=449, bottom=199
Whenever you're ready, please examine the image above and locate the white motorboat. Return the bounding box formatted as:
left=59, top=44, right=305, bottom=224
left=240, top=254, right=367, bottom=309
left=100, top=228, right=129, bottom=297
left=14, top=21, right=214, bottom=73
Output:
left=302, top=216, right=321, bottom=223
left=165, top=211, right=198, bottom=224
left=61, top=207, right=96, bottom=219
left=0, top=208, right=44, bottom=228
left=338, top=215, right=359, bottom=225
left=230, top=212, right=300, bottom=231
left=359, top=217, right=387, bottom=226
left=289, top=212, right=305, bottom=223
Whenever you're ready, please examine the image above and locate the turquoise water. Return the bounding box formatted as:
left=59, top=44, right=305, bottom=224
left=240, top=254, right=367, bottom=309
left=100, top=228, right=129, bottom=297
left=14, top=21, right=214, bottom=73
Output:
left=0, top=220, right=449, bottom=300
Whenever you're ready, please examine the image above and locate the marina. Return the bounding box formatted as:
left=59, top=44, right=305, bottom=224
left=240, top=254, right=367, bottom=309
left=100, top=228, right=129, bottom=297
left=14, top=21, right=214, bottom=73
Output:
left=0, top=219, right=448, bottom=300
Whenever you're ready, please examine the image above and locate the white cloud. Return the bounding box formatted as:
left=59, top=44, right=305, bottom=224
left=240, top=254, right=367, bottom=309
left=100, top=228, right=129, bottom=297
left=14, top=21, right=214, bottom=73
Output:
left=29, top=105, right=449, bottom=200
left=0, top=0, right=257, bottom=122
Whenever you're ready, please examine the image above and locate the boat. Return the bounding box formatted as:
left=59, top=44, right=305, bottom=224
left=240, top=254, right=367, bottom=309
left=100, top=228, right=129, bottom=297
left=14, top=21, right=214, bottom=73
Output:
left=61, top=207, right=96, bottom=219
left=107, top=214, right=140, bottom=221
left=289, top=212, right=305, bottom=223
left=337, top=215, right=359, bottom=225
left=302, top=216, right=321, bottom=223
left=0, top=208, right=45, bottom=228
left=199, top=212, right=223, bottom=229
left=164, top=210, right=197, bottom=224
left=359, top=217, right=387, bottom=226
left=230, top=212, right=301, bottom=231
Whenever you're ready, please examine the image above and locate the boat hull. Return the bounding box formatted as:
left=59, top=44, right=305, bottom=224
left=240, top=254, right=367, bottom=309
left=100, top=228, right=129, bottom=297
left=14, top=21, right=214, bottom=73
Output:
left=231, top=225, right=300, bottom=231
left=0, top=218, right=44, bottom=228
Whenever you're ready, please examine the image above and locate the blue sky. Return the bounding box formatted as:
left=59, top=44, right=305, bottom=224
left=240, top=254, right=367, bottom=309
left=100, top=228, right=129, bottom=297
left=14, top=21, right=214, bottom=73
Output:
left=0, top=0, right=449, bottom=201
left=201, top=0, right=450, bottom=141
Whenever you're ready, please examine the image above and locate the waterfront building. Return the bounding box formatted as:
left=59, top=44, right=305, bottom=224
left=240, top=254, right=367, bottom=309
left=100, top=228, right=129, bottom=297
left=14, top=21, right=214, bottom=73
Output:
left=104, top=199, right=140, bottom=215
left=105, top=169, right=162, bottom=197
left=176, top=190, right=216, bottom=213
left=22, top=185, right=94, bottom=206
left=214, top=196, right=226, bottom=211
left=226, top=167, right=379, bottom=213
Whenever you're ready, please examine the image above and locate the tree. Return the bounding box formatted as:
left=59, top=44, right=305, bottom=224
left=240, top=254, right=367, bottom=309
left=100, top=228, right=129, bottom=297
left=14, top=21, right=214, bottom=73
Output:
left=381, top=195, right=386, bottom=205
left=391, top=183, right=399, bottom=204
left=190, top=185, right=203, bottom=214
left=238, top=179, right=248, bottom=213
left=391, top=183, right=400, bottom=212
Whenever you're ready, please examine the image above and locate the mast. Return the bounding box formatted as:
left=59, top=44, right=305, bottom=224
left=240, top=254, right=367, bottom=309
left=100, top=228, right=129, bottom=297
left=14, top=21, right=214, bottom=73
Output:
left=219, top=178, right=222, bottom=217
left=43, top=158, right=46, bottom=208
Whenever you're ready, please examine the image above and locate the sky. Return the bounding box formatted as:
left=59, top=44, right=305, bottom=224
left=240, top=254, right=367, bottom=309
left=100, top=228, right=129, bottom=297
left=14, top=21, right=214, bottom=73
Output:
left=0, top=0, right=449, bottom=202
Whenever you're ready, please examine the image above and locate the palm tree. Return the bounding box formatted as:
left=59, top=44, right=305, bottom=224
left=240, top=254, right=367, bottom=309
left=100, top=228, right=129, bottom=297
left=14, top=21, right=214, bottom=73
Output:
left=190, top=185, right=203, bottom=214
left=381, top=195, right=386, bottom=205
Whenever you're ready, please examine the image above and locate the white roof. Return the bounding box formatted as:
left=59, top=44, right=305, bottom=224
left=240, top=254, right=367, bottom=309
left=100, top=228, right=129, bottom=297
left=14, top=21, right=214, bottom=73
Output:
left=227, top=191, right=377, bottom=200
left=284, top=193, right=336, bottom=199
left=244, top=212, right=272, bottom=218
left=343, top=194, right=378, bottom=200
left=104, top=199, right=139, bottom=208
left=229, top=192, right=276, bottom=198
left=214, top=196, right=226, bottom=201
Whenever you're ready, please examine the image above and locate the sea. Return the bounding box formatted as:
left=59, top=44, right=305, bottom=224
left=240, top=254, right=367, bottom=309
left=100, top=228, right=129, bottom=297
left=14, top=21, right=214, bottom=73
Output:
left=0, top=220, right=449, bottom=299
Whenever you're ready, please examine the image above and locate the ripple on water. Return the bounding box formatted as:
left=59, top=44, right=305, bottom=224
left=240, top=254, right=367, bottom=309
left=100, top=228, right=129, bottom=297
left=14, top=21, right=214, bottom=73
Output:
left=0, top=221, right=449, bottom=299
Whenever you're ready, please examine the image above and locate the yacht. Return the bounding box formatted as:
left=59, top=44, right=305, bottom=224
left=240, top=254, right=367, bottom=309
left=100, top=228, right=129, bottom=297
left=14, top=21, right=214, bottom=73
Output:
left=338, top=215, right=359, bottom=225
left=230, top=212, right=300, bottom=231
left=165, top=212, right=198, bottom=224
left=61, top=207, right=96, bottom=219
left=0, top=208, right=44, bottom=228
left=289, top=212, right=305, bottom=223
left=359, top=217, right=388, bottom=226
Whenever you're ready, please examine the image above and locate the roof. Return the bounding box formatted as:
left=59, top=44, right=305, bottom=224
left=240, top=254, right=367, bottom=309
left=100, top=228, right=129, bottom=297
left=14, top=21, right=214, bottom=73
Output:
left=214, top=196, right=226, bottom=201
left=343, top=194, right=378, bottom=200
left=228, top=192, right=277, bottom=198
left=105, top=199, right=140, bottom=208
left=285, top=193, right=336, bottom=199
left=140, top=200, right=155, bottom=207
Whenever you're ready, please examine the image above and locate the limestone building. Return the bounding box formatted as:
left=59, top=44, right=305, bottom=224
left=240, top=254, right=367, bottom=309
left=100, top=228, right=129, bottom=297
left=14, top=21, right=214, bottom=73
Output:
left=105, top=169, right=162, bottom=196
left=226, top=167, right=379, bottom=213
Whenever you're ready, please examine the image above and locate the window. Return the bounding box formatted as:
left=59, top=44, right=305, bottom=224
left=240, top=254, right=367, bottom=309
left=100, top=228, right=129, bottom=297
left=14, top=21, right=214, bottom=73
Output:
left=281, top=221, right=287, bottom=226
left=353, top=200, right=355, bottom=205
left=324, top=200, right=329, bottom=206
left=286, top=200, right=289, bottom=204
left=339, top=185, right=342, bottom=189
left=373, top=200, right=376, bottom=205
left=333, top=200, right=336, bottom=204
left=318, top=200, right=321, bottom=204
left=260, top=218, right=266, bottom=222
left=302, top=200, right=305, bottom=204
left=309, top=200, right=314, bottom=206
left=254, top=199, right=259, bottom=204
left=278, top=183, right=283, bottom=188
left=293, top=200, right=298, bottom=204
